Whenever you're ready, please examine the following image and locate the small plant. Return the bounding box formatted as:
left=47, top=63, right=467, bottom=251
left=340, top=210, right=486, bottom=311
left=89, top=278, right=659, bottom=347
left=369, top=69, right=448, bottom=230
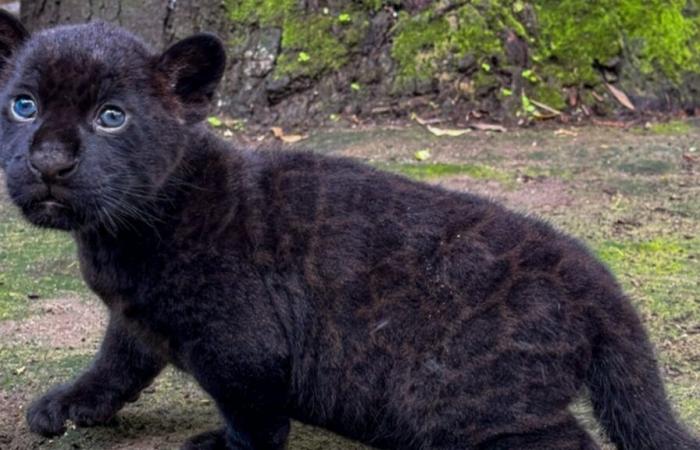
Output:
left=297, top=51, right=311, bottom=63
left=521, top=69, right=538, bottom=83
left=207, top=116, right=223, bottom=127
left=520, top=94, right=538, bottom=116
left=338, top=13, right=352, bottom=24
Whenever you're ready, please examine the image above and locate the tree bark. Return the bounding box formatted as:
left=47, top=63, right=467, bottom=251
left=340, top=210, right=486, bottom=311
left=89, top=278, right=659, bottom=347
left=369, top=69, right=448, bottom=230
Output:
left=20, top=0, right=231, bottom=49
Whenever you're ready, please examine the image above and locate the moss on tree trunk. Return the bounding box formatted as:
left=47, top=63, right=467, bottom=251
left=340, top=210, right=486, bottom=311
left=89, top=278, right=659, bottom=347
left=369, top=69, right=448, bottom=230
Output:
left=19, top=0, right=700, bottom=127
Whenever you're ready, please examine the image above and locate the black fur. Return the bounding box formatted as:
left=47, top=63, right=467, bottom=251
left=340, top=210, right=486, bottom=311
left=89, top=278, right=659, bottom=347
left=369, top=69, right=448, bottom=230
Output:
left=0, top=13, right=698, bottom=450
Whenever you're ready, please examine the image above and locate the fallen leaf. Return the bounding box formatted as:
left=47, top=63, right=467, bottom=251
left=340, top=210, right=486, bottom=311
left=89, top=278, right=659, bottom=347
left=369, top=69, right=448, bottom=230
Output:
left=605, top=83, right=635, bottom=111
left=554, top=128, right=578, bottom=137
left=411, top=114, right=444, bottom=125
left=270, top=127, right=308, bottom=144
left=427, top=125, right=470, bottom=137
left=414, top=149, right=431, bottom=161
left=529, top=99, right=562, bottom=116
left=15, top=366, right=26, bottom=375
left=469, top=122, right=506, bottom=132
left=592, top=119, right=631, bottom=128
left=280, top=135, right=307, bottom=144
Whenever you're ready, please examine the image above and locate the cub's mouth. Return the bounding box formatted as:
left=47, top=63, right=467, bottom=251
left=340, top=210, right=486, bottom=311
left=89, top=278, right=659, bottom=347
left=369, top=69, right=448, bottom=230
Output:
left=17, top=186, right=79, bottom=230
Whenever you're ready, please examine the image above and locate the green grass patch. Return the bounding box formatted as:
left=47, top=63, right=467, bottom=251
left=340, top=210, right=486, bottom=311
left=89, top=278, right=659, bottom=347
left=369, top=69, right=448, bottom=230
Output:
left=617, top=159, right=674, bottom=175
left=378, top=162, right=511, bottom=183
left=596, top=237, right=700, bottom=329
left=0, top=215, right=86, bottom=321
left=0, top=344, right=91, bottom=391
left=521, top=165, right=574, bottom=180
left=667, top=382, right=700, bottom=428
left=646, top=120, right=693, bottom=135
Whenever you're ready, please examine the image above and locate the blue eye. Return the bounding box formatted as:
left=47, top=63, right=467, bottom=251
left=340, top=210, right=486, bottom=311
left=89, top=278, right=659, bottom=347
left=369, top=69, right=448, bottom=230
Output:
left=11, top=95, right=38, bottom=120
left=97, top=106, right=126, bottom=129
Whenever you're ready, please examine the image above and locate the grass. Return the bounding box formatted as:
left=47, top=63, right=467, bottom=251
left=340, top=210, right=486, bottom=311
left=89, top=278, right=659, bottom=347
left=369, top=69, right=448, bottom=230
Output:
left=0, top=344, right=91, bottom=391
left=596, top=237, right=700, bottom=333
left=646, top=120, right=694, bottom=135
left=378, top=162, right=512, bottom=183
left=0, top=214, right=85, bottom=321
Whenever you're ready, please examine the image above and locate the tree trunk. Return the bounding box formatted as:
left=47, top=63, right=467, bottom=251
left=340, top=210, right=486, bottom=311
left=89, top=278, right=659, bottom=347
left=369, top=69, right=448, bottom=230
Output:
left=20, top=0, right=230, bottom=49
left=19, top=1, right=700, bottom=129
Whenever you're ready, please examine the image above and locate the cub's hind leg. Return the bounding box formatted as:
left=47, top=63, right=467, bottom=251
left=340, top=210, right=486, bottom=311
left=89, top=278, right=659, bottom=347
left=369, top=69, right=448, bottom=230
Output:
left=26, top=315, right=166, bottom=436
left=181, top=415, right=290, bottom=450
left=477, top=416, right=600, bottom=450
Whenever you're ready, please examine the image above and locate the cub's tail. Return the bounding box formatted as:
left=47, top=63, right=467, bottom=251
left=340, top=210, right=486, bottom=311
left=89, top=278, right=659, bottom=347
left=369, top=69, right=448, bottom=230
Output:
left=586, top=295, right=699, bottom=450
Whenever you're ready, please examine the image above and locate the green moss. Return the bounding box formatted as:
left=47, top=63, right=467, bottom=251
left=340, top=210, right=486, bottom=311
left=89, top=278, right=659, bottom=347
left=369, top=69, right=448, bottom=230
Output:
left=226, top=0, right=296, bottom=25
left=386, top=1, right=700, bottom=107
left=378, top=162, right=511, bottom=183
left=276, top=15, right=348, bottom=77
left=535, top=1, right=700, bottom=84
left=227, top=1, right=362, bottom=78
left=391, top=1, right=527, bottom=87
left=528, top=83, right=567, bottom=110
left=391, top=11, right=450, bottom=82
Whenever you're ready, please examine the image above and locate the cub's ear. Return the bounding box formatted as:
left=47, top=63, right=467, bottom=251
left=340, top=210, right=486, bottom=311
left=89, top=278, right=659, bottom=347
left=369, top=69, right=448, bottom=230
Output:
left=157, top=33, right=226, bottom=124
left=0, top=9, right=29, bottom=69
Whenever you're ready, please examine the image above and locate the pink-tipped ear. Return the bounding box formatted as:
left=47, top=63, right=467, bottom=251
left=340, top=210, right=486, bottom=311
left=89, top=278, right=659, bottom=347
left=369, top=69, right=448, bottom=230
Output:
left=0, top=9, right=29, bottom=67
left=157, top=33, right=226, bottom=124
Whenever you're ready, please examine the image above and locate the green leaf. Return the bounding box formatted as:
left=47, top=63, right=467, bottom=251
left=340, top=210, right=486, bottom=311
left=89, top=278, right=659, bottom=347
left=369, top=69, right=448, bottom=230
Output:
left=350, top=82, right=361, bottom=91
left=513, top=1, right=525, bottom=13
left=207, top=117, right=223, bottom=127
left=414, top=149, right=431, bottom=161
left=521, top=69, right=538, bottom=83
left=481, top=62, right=491, bottom=72
left=520, top=94, right=538, bottom=115
left=338, top=13, right=352, bottom=24
left=501, top=88, right=513, bottom=97
left=297, top=51, right=311, bottom=63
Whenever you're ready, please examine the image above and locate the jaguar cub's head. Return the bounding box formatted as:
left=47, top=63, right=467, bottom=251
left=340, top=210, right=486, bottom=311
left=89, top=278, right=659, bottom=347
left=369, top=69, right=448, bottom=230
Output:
left=0, top=11, right=225, bottom=230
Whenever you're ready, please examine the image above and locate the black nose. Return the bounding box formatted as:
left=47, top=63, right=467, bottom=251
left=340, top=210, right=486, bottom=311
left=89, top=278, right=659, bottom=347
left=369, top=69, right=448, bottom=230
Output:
left=28, top=150, right=79, bottom=181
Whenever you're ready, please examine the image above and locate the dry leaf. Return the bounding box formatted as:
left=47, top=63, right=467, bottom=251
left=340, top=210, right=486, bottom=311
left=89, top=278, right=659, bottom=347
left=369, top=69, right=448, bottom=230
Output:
left=271, top=127, right=308, bottom=144
left=592, top=119, right=630, bottom=128
left=427, top=125, right=470, bottom=137
left=529, top=99, right=562, bottom=116
left=412, top=114, right=444, bottom=125
left=469, top=122, right=506, bottom=132
left=271, top=127, right=285, bottom=138
left=605, top=83, right=635, bottom=111
left=554, top=129, right=578, bottom=137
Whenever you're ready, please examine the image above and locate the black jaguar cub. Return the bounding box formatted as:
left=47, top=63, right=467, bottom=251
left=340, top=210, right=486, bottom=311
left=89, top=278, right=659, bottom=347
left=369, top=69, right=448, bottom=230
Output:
left=0, top=10, right=697, bottom=450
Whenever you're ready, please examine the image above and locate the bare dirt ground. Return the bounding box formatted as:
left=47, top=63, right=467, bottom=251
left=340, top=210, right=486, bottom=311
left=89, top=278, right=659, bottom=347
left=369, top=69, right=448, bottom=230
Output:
left=1, top=121, right=698, bottom=449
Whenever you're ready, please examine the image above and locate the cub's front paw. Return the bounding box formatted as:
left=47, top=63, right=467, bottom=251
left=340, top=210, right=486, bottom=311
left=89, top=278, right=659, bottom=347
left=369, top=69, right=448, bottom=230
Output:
left=26, top=383, right=121, bottom=437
